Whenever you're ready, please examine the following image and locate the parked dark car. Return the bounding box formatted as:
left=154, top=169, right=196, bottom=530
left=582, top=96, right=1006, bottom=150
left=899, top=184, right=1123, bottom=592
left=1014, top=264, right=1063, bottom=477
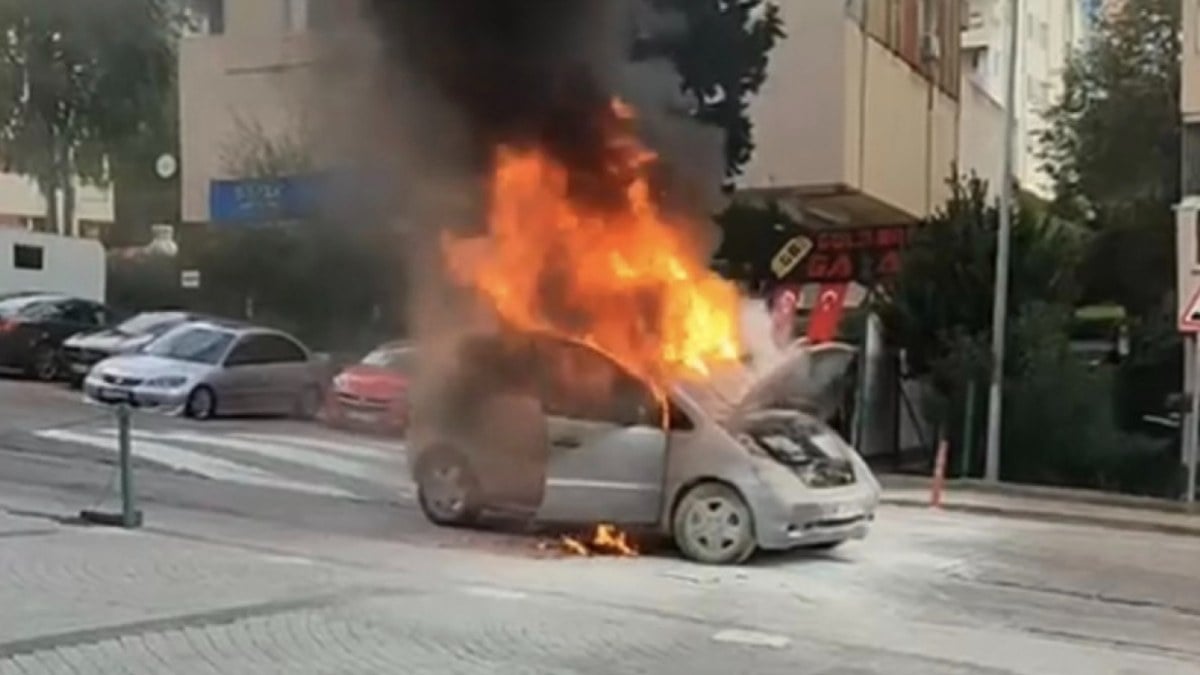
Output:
left=0, top=293, right=114, bottom=381
left=60, top=311, right=206, bottom=386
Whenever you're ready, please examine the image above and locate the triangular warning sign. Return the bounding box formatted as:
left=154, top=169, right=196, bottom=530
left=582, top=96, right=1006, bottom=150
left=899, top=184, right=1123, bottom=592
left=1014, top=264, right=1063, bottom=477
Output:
left=1180, top=286, right=1200, bottom=332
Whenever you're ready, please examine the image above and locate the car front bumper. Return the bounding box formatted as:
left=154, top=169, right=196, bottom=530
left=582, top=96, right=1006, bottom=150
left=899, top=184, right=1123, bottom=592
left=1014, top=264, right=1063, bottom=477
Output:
left=743, top=456, right=881, bottom=550
left=82, top=379, right=191, bottom=413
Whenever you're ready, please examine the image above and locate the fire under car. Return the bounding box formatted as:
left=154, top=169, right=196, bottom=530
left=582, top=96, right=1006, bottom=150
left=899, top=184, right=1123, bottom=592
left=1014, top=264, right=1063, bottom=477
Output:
left=409, top=331, right=881, bottom=565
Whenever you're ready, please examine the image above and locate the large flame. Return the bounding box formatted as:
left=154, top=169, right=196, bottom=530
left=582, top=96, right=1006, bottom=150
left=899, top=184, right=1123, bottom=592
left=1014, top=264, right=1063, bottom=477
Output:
left=442, top=99, right=741, bottom=387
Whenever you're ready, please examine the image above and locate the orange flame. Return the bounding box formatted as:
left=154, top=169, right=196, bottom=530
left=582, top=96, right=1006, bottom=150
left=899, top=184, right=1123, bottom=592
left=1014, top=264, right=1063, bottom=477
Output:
left=560, top=523, right=639, bottom=557
left=442, top=98, right=741, bottom=388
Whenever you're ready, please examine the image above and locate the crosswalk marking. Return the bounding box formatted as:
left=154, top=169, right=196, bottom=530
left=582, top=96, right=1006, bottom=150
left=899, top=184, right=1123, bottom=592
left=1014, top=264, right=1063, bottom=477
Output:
left=133, top=430, right=406, bottom=485
left=35, top=429, right=354, bottom=499
left=229, top=431, right=401, bottom=462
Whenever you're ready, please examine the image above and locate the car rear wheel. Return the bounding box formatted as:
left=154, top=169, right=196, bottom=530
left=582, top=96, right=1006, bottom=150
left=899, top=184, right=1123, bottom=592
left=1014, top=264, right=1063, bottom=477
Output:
left=416, top=449, right=481, bottom=527
left=293, top=386, right=322, bottom=420
left=672, top=482, right=756, bottom=565
left=185, top=386, right=217, bottom=420
left=29, top=344, right=59, bottom=382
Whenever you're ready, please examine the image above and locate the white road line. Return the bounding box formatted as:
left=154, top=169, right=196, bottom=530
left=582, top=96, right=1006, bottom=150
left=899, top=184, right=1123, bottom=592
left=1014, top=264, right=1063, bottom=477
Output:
left=35, top=429, right=354, bottom=499
left=230, top=432, right=403, bottom=463
left=711, top=629, right=792, bottom=649
left=137, top=430, right=407, bottom=486
left=460, top=586, right=529, bottom=601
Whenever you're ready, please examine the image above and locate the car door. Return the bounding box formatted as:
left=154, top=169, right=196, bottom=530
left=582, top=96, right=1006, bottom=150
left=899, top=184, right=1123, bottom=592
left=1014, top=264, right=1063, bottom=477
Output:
left=533, top=340, right=668, bottom=525
left=216, top=335, right=272, bottom=414
left=252, top=333, right=312, bottom=414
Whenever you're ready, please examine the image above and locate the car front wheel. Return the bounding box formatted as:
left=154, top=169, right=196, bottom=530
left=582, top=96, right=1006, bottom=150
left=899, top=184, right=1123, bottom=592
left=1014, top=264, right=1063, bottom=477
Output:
left=416, top=449, right=481, bottom=527
left=184, top=386, right=217, bottom=420
left=29, top=344, right=60, bottom=382
left=672, top=482, right=757, bottom=565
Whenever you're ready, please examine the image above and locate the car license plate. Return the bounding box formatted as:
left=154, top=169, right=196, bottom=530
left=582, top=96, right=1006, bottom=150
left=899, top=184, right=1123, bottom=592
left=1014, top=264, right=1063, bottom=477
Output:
left=98, top=387, right=129, bottom=403
left=347, top=411, right=377, bottom=424
left=70, top=363, right=90, bottom=374
left=826, top=503, right=857, bottom=519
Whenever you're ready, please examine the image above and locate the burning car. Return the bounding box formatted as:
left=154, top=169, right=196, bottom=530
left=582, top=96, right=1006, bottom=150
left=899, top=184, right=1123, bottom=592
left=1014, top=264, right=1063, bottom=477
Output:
left=410, top=330, right=880, bottom=565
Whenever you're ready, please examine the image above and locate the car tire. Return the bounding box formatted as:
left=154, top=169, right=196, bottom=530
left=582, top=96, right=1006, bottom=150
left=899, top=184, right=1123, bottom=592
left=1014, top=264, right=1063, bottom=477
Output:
left=293, top=386, right=322, bottom=420
left=671, top=482, right=757, bottom=565
left=184, top=386, right=217, bottom=421
left=416, top=448, right=482, bottom=527
left=29, top=344, right=60, bottom=382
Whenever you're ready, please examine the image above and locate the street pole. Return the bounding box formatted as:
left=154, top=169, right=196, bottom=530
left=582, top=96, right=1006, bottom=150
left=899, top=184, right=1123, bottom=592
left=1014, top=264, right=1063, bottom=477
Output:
left=1187, top=337, right=1199, bottom=505
left=117, top=402, right=142, bottom=528
left=984, top=0, right=1021, bottom=483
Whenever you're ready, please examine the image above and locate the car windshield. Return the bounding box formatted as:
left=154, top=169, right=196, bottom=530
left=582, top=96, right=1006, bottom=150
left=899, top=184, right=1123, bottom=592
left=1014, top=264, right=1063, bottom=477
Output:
left=0, top=296, right=56, bottom=319
left=116, top=312, right=186, bottom=337
left=144, top=327, right=235, bottom=365
left=361, top=347, right=413, bottom=373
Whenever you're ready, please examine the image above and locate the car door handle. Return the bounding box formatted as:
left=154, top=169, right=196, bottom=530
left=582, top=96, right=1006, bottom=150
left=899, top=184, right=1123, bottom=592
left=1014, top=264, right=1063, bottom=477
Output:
left=552, top=437, right=582, bottom=449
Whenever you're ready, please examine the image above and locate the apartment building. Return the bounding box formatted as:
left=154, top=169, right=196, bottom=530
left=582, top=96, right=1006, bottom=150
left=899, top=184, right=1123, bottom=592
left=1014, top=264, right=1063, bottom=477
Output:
left=1185, top=0, right=1200, bottom=196
left=960, top=0, right=1089, bottom=198
left=739, top=0, right=962, bottom=227
left=0, top=176, right=114, bottom=238
left=178, top=0, right=358, bottom=224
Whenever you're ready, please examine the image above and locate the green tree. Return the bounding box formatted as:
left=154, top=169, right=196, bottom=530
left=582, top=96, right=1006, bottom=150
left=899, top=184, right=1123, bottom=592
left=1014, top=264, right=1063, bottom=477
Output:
left=880, top=176, right=1083, bottom=397
left=0, top=0, right=179, bottom=234
left=649, top=0, right=785, bottom=180
left=1038, top=0, right=1181, bottom=315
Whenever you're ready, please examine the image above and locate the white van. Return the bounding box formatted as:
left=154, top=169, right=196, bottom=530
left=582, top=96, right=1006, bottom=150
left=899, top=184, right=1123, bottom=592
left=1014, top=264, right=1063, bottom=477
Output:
left=0, top=229, right=105, bottom=302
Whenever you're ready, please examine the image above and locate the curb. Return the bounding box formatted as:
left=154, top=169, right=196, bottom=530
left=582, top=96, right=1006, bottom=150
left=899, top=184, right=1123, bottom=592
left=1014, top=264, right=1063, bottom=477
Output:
left=881, top=496, right=1200, bottom=538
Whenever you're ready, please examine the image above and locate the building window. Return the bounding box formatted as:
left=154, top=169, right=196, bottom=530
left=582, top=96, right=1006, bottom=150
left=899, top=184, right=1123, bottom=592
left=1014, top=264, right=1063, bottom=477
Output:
left=13, top=244, right=44, bottom=270
left=1184, top=122, right=1200, bottom=195
left=201, top=0, right=224, bottom=35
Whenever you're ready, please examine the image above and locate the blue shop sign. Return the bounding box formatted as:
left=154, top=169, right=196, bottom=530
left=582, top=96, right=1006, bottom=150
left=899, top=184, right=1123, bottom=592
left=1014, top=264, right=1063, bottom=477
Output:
left=209, top=175, right=325, bottom=224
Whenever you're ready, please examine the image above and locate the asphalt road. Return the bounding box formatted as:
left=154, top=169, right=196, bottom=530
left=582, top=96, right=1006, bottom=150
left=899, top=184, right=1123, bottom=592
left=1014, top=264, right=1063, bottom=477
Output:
left=1, top=377, right=1199, bottom=673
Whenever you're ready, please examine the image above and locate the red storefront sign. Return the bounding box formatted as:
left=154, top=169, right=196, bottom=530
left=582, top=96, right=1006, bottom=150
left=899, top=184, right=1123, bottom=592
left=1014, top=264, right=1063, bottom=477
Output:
left=799, top=225, right=912, bottom=283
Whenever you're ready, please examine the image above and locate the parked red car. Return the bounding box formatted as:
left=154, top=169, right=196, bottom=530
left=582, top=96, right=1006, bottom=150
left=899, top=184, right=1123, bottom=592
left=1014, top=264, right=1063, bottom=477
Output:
left=324, top=342, right=414, bottom=435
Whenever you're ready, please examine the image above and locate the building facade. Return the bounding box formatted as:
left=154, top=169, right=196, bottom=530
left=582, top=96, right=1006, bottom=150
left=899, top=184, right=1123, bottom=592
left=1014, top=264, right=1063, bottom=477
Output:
left=0, top=175, right=114, bottom=239
left=739, top=0, right=962, bottom=227
left=960, top=0, right=1089, bottom=198
left=178, top=0, right=357, bottom=224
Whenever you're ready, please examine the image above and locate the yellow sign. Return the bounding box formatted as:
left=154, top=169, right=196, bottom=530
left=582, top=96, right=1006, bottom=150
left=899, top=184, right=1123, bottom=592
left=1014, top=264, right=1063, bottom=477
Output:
left=770, top=235, right=814, bottom=279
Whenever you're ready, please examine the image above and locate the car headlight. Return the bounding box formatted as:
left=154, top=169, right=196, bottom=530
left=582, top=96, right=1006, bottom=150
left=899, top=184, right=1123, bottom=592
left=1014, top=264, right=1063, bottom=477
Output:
left=145, top=376, right=188, bottom=388
left=333, top=374, right=349, bottom=391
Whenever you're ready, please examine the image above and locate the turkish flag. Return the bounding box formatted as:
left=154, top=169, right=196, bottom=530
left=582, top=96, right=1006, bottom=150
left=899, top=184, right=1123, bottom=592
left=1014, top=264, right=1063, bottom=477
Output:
left=806, top=283, right=849, bottom=343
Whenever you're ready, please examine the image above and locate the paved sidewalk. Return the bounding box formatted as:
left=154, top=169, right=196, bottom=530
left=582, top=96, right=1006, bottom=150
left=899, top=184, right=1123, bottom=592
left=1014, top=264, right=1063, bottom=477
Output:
left=881, top=476, right=1200, bottom=537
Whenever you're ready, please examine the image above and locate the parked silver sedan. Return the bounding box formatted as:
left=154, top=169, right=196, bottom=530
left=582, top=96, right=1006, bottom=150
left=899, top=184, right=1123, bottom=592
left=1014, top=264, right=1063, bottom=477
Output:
left=84, top=321, right=326, bottom=419
left=409, top=331, right=881, bottom=565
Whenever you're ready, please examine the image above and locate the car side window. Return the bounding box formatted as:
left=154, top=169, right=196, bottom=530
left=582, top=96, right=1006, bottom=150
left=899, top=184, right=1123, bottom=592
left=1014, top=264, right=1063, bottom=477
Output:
left=537, top=340, right=657, bottom=427
left=224, top=336, right=267, bottom=367
left=258, top=335, right=307, bottom=364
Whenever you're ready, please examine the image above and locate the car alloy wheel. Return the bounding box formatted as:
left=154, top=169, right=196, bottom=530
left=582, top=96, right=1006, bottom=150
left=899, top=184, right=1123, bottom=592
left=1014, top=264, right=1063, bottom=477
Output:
left=293, top=386, right=322, bottom=420
left=185, top=386, right=216, bottom=420
left=672, top=482, right=756, bottom=565
left=416, top=450, right=481, bottom=526
left=31, top=345, right=59, bottom=382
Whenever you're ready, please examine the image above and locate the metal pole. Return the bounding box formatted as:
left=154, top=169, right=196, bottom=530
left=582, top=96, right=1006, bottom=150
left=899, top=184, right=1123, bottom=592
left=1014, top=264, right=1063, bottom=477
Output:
left=1188, top=338, right=1199, bottom=504
left=117, top=402, right=141, bottom=528
left=961, top=380, right=977, bottom=478
left=983, top=0, right=1021, bottom=483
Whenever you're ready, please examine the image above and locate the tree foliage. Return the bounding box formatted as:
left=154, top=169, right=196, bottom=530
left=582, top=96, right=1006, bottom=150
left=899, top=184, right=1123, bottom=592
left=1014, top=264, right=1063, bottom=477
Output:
left=1038, top=0, right=1181, bottom=314
left=880, top=176, right=1083, bottom=394
left=0, top=0, right=180, bottom=232
left=651, top=0, right=785, bottom=179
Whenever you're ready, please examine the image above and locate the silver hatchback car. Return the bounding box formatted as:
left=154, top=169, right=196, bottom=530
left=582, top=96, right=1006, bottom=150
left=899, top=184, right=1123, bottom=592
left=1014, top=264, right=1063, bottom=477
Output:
left=84, top=321, right=326, bottom=419
left=410, top=331, right=881, bottom=565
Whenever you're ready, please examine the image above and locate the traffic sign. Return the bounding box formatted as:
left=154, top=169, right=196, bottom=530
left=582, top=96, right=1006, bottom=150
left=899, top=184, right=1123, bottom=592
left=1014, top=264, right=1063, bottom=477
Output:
left=1177, top=197, right=1200, bottom=332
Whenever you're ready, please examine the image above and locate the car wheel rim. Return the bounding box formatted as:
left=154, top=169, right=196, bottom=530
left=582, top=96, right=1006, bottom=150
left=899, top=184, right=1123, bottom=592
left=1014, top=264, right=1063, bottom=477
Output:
left=36, top=351, right=57, bottom=380
left=425, top=464, right=467, bottom=519
left=192, top=391, right=213, bottom=418
left=684, top=497, right=747, bottom=556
